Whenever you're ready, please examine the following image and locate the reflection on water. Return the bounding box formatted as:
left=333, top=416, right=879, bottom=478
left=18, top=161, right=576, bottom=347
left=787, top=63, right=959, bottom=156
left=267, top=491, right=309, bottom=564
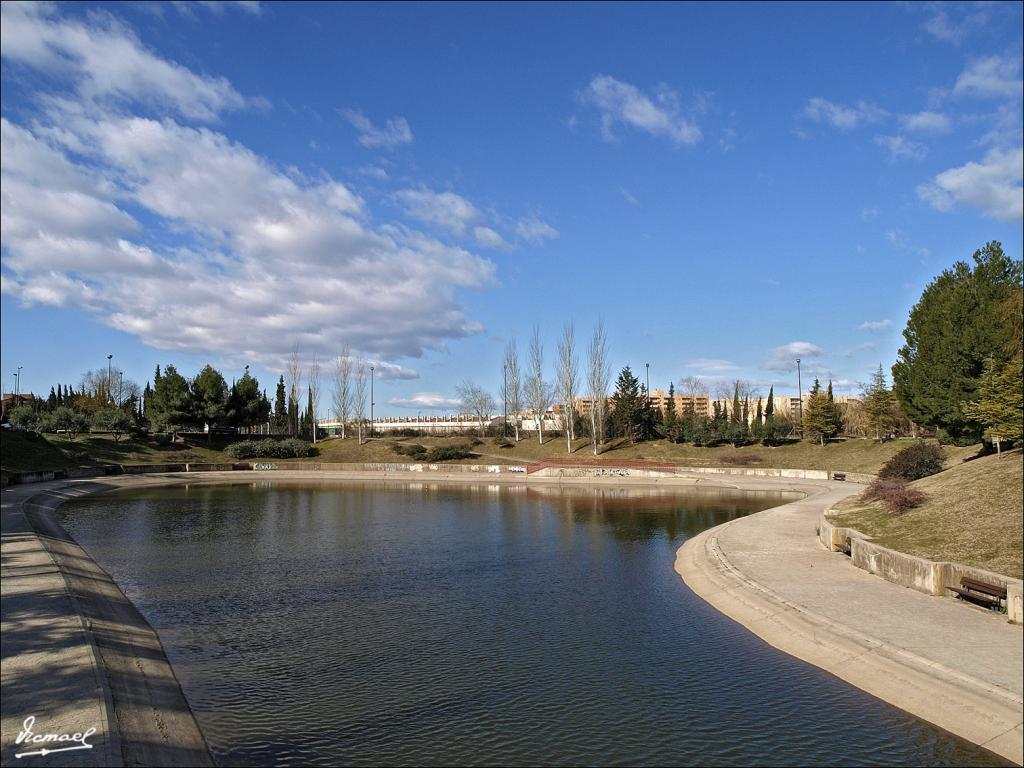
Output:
left=60, top=482, right=1007, bottom=767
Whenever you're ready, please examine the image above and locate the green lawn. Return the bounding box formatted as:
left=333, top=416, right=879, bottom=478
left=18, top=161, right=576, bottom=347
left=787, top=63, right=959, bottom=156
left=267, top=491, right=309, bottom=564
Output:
left=3, top=429, right=973, bottom=477
left=829, top=450, right=1023, bottom=579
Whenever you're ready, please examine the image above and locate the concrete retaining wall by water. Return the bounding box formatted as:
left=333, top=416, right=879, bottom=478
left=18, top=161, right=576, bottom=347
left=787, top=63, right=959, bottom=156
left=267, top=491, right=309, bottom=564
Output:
left=820, top=511, right=1023, bottom=622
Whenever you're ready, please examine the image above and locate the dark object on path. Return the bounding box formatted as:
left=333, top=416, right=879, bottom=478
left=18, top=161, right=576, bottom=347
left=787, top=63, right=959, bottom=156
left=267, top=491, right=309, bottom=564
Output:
left=947, top=577, right=1007, bottom=611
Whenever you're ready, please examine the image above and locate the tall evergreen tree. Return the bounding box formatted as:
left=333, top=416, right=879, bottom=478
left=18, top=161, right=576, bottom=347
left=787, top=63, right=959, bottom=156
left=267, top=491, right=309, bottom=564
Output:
left=192, top=365, right=229, bottom=436
left=47, top=386, right=57, bottom=409
left=861, top=365, right=897, bottom=439
left=893, top=241, right=1022, bottom=442
left=273, top=376, right=287, bottom=432
left=56, top=383, right=63, bottom=407
left=609, top=366, right=650, bottom=444
left=803, top=378, right=838, bottom=445
left=149, top=364, right=193, bottom=434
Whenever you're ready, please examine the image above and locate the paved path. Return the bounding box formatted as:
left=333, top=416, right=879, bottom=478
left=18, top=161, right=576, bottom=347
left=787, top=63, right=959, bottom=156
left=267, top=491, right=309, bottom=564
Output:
left=676, top=477, right=1024, bottom=766
left=2, top=478, right=212, bottom=767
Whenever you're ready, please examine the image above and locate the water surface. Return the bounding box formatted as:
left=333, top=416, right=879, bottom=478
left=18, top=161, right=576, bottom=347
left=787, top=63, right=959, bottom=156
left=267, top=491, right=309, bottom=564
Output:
left=60, top=481, right=1008, bottom=766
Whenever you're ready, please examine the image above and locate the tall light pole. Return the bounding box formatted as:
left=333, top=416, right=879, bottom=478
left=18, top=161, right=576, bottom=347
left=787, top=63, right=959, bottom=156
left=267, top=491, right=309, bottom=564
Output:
left=106, top=354, right=113, bottom=404
left=503, top=363, right=508, bottom=438
left=12, top=373, right=18, bottom=399
left=16, top=366, right=22, bottom=397
left=645, top=362, right=650, bottom=402
left=117, top=371, right=124, bottom=407
left=369, top=365, right=375, bottom=438
left=796, top=357, right=804, bottom=437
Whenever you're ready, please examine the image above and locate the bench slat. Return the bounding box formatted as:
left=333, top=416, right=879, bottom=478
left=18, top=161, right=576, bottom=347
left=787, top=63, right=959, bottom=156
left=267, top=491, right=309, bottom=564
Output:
left=960, top=578, right=1007, bottom=598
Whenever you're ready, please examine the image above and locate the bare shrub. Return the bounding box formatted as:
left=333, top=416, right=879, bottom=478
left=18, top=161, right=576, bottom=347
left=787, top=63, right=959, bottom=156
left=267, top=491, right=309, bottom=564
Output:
left=863, top=478, right=927, bottom=514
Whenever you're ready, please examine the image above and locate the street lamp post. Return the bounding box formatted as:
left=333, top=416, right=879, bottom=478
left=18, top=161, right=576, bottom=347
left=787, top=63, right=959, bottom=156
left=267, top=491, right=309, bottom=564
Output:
left=503, top=363, right=508, bottom=438
left=645, top=362, right=650, bottom=402
left=796, top=357, right=804, bottom=437
left=16, top=366, right=23, bottom=397
left=12, top=373, right=18, bottom=399
left=106, top=354, right=113, bottom=404
left=369, top=365, right=375, bottom=438
left=117, top=371, right=124, bottom=407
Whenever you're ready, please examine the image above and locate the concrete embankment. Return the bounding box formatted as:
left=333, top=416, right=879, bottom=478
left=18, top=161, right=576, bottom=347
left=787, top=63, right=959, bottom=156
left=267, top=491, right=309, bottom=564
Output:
left=676, top=480, right=1024, bottom=766
left=1, top=477, right=213, bottom=767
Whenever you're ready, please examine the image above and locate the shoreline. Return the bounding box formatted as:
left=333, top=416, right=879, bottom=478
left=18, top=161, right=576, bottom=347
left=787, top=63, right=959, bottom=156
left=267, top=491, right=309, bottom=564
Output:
left=5, top=470, right=1019, bottom=765
left=675, top=482, right=1023, bottom=766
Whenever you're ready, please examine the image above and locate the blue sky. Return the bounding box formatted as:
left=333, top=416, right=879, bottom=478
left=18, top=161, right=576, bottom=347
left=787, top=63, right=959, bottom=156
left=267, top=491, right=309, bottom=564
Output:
left=2, top=1, right=1021, bottom=414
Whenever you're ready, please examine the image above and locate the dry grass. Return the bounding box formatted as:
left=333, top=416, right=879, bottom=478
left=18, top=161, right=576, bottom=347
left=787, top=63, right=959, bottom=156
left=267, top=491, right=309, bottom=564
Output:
left=830, top=450, right=1024, bottom=579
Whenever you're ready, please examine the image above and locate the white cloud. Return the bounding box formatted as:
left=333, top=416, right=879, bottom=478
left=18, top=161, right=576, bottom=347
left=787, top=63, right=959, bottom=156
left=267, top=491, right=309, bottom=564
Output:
left=0, top=2, right=249, bottom=121
left=358, top=165, right=389, bottom=180
left=578, top=75, right=702, bottom=145
left=394, top=187, right=480, bottom=236
left=389, top=392, right=462, bottom=409
left=899, top=111, right=952, bottom=134
left=861, top=206, right=879, bottom=220
left=952, top=55, right=1023, bottom=100
left=515, top=216, right=559, bottom=244
left=800, top=97, right=887, bottom=130
left=917, top=146, right=1023, bottom=222
left=764, top=341, right=824, bottom=372
left=169, top=1, right=263, bottom=15
left=858, top=319, right=891, bottom=331
left=342, top=109, right=413, bottom=149
left=686, top=358, right=740, bottom=373
left=473, top=226, right=511, bottom=251
left=1, top=113, right=497, bottom=367
left=874, top=134, right=927, bottom=162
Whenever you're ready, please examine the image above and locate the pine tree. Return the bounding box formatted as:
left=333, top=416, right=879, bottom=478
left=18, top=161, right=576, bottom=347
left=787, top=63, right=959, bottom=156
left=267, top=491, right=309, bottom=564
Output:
left=861, top=365, right=897, bottom=439
left=609, top=366, right=650, bottom=444
left=753, top=397, right=763, bottom=436
left=47, top=386, right=57, bottom=409
left=273, top=376, right=287, bottom=432
left=826, top=380, right=843, bottom=437
left=803, top=378, right=838, bottom=445
left=56, top=383, right=63, bottom=407
left=962, top=353, right=1023, bottom=449
left=893, top=241, right=1022, bottom=441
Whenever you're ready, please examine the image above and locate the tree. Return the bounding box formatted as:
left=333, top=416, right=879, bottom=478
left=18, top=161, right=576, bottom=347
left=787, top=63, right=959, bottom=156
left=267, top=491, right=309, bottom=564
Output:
left=527, top=326, right=553, bottom=443
left=586, top=320, right=611, bottom=455
left=45, top=406, right=89, bottom=440
left=286, top=346, right=302, bottom=436
left=149, top=364, right=193, bottom=435
left=962, top=354, right=1023, bottom=451
left=504, top=339, right=523, bottom=442
left=333, top=349, right=353, bottom=439
left=228, top=368, right=270, bottom=431
left=556, top=322, right=579, bottom=453
left=354, top=358, right=368, bottom=444
left=192, top=364, right=228, bottom=437
left=92, top=407, right=133, bottom=442
left=610, top=366, right=651, bottom=444
left=307, top=357, right=321, bottom=443
left=861, top=365, right=897, bottom=439
left=893, top=241, right=1022, bottom=442
left=8, top=404, right=39, bottom=432
left=272, top=376, right=287, bottom=433
left=803, top=378, right=838, bottom=445
left=455, top=380, right=496, bottom=437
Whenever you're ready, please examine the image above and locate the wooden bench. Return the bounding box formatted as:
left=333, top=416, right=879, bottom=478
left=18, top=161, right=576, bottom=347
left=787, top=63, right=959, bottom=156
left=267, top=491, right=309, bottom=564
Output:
left=947, top=577, right=1006, bottom=611
left=832, top=472, right=847, bottom=481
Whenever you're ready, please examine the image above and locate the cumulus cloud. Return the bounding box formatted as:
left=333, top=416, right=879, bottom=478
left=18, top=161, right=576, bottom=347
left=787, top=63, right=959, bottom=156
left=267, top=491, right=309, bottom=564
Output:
left=952, top=55, right=1023, bottom=100
left=764, top=341, right=824, bottom=372
left=389, top=392, right=463, bottom=409
left=515, top=216, right=559, bottom=244
left=394, top=187, right=480, bottom=236
left=169, top=1, right=263, bottom=15
left=473, top=226, right=511, bottom=251
left=899, top=111, right=952, bottom=134
left=917, top=146, right=1023, bottom=222
left=0, top=2, right=250, bottom=121
left=342, top=109, right=413, bottom=149
left=1, top=109, right=498, bottom=369
left=874, top=134, right=927, bottom=162
left=578, top=75, right=702, bottom=145
left=858, top=319, right=891, bottom=331
left=800, top=97, right=887, bottom=130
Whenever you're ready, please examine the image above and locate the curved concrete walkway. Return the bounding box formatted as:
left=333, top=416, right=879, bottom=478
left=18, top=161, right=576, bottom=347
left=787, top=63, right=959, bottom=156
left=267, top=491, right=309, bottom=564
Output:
left=676, top=477, right=1024, bottom=766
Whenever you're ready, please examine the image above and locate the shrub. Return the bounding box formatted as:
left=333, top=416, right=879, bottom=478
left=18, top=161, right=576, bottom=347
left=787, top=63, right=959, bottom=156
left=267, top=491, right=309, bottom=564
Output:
left=493, top=438, right=513, bottom=449
left=878, top=443, right=945, bottom=481
left=423, top=446, right=475, bottom=462
left=863, top=478, right=927, bottom=514
left=226, top=438, right=317, bottom=459
left=8, top=404, right=40, bottom=432
left=393, top=443, right=427, bottom=457
left=720, top=453, right=762, bottom=466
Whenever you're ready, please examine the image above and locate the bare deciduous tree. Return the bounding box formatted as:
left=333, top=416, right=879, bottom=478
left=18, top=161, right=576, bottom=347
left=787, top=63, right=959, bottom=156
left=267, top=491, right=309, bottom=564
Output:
left=527, top=325, right=553, bottom=443
left=557, top=322, right=579, bottom=453
left=455, top=380, right=496, bottom=437
left=504, top=339, right=523, bottom=442
left=307, top=357, right=321, bottom=444
left=286, top=345, right=302, bottom=436
left=587, top=319, right=611, bottom=455
left=354, top=357, right=367, bottom=445
left=333, top=347, right=352, bottom=439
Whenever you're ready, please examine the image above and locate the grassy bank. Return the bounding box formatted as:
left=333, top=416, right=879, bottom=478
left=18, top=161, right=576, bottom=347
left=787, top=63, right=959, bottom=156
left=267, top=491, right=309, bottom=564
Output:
left=829, top=450, right=1023, bottom=579
left=3, top=429, right=973, bottom=477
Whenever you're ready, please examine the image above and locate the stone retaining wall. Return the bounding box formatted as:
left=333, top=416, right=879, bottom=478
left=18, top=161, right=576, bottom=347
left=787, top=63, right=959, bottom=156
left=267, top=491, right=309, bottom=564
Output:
left=820, top=510, right=1023, bottom=622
